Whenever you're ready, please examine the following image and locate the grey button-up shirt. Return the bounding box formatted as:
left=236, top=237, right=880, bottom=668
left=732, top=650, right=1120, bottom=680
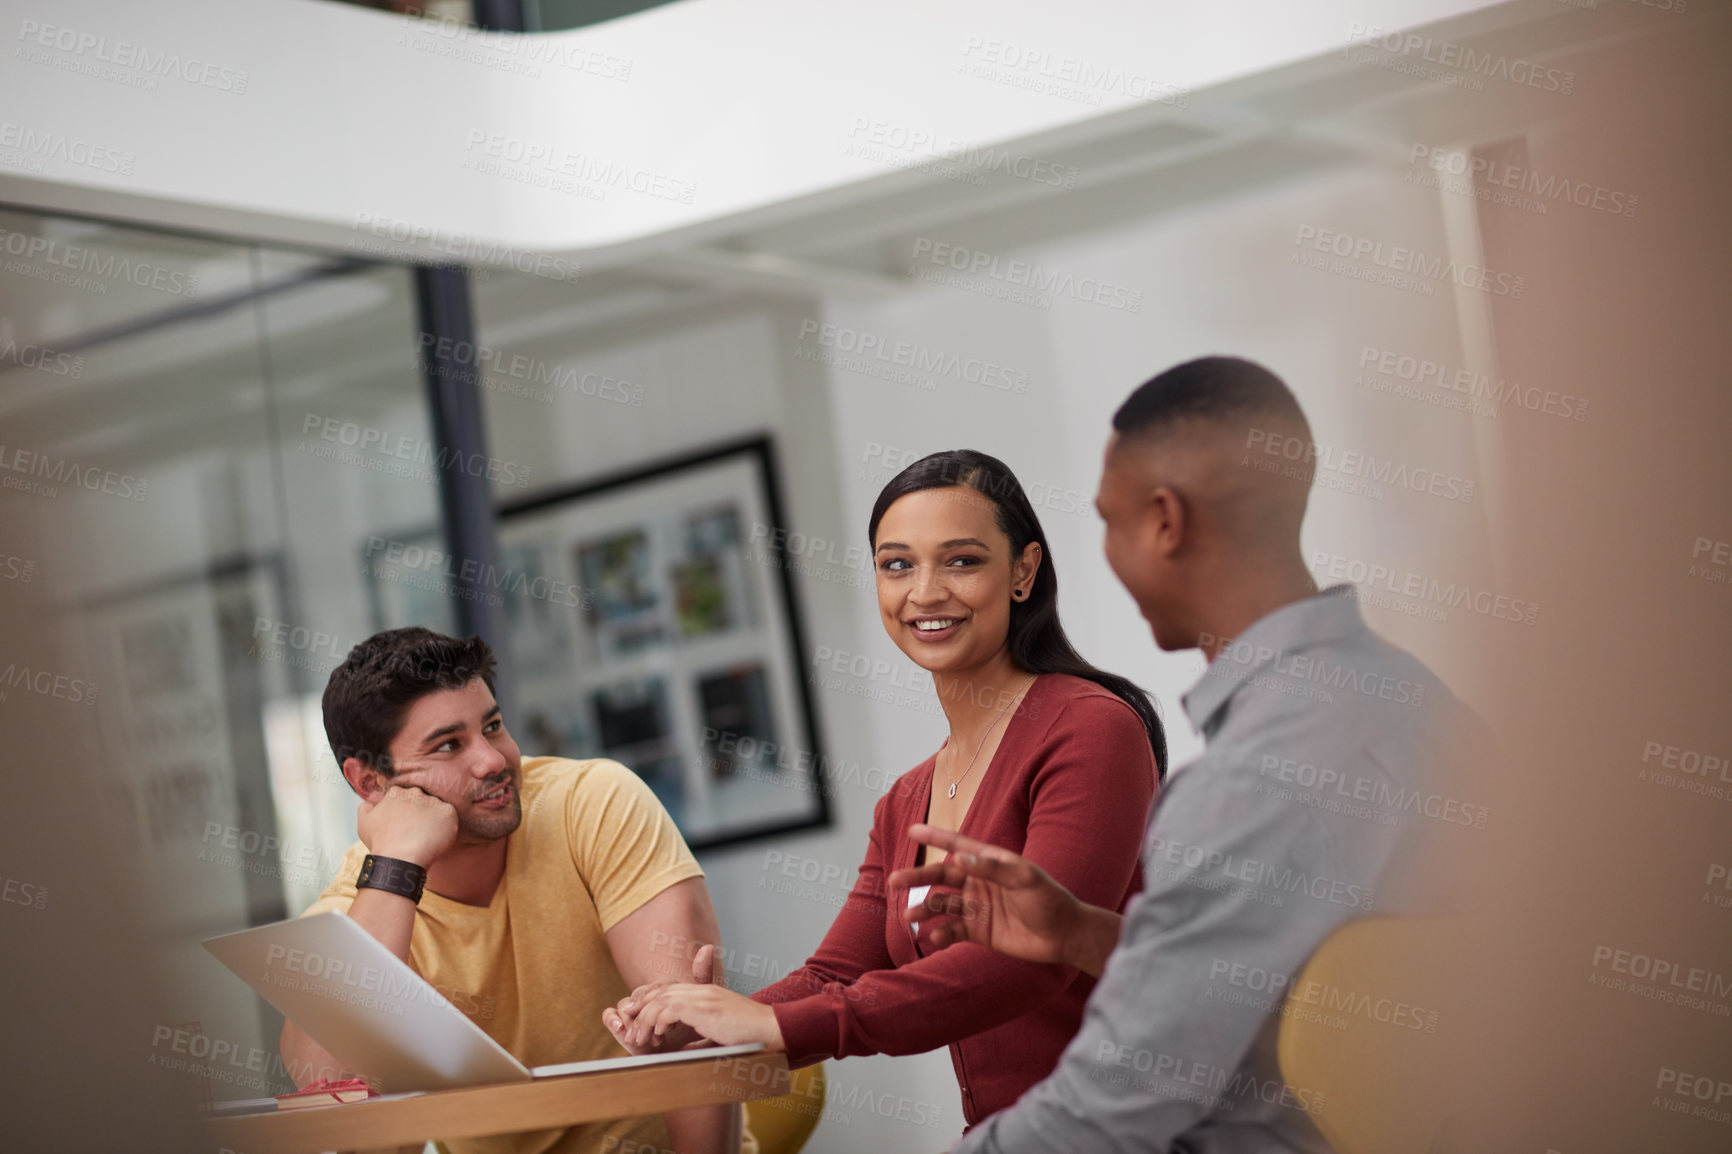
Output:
left=955, top=586, right=1488, bottom=1154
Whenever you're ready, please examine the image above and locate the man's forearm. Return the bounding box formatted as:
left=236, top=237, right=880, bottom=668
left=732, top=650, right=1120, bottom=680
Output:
left=1065, top=904, right=1124, bottom=980
left=664, top=1102, right=742, bottom=1154
left=604, top=880, right=738, bottom=1149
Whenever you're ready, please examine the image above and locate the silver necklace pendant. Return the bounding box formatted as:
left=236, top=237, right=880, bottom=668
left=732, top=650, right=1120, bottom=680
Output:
left=940, top=673, right=1035, bottom=805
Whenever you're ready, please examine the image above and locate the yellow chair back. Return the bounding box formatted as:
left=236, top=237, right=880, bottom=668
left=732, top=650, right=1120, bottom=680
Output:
left=743, top=1060, right=826, bottom=1154
left=1276, top=918, right=1462, bottom=1154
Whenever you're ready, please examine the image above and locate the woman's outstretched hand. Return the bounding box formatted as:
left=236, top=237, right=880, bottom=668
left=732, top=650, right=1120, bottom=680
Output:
left=888, top=824, right=1122, bottom=979
left=603, top=943, right=785, bottom=1053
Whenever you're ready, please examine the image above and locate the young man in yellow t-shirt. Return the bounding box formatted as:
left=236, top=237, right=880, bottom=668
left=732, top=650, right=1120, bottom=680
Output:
left=283, top=626, right=751, bottom=1154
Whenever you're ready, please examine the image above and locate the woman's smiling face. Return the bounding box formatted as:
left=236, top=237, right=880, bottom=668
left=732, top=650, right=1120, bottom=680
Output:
left=872, top=486, right=1039, bottom=678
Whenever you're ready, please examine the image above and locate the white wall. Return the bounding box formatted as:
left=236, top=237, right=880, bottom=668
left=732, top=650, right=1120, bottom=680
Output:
left=822, top=160, right=1498, bottom=754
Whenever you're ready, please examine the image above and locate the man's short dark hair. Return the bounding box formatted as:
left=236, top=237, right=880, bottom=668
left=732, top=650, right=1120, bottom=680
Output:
left=322, top=627, right=497, bottom=777
left=1113, top=356, right=1309, bottom=441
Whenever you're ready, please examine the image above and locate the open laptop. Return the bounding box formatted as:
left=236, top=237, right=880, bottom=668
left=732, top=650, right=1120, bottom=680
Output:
left=203, top=911, right=762, bottom=1092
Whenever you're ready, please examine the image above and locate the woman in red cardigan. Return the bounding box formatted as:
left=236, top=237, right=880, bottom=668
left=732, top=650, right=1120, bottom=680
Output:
left=603, top=449, right=1165, bottom=1130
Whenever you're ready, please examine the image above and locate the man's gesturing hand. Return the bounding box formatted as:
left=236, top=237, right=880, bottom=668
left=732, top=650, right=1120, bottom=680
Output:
left=888, top=824, right=1122, bottom=978
left=357, top=784, right=458, bottom=868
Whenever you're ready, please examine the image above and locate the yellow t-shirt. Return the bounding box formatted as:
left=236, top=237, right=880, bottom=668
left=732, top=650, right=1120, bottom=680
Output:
left=303, top=756, right=704, bottom=1154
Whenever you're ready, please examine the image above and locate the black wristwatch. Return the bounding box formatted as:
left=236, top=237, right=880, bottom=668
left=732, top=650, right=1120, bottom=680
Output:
left=356, top=854, right=428, bottom=904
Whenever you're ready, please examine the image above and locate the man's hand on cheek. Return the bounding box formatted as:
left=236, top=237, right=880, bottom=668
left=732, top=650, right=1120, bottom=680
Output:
left=357, top=783, right=459, bottom=867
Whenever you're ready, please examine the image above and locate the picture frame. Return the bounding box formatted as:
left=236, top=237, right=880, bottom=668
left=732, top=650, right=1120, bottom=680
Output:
left=366, top=436, right=831, bottom=850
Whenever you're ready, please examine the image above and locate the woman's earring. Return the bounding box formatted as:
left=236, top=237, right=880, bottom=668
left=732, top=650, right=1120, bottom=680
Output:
left=1013, top=589, right=1024, bottom=600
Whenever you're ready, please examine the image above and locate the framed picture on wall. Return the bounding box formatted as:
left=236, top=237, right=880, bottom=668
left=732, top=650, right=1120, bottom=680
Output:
left=366, top=436, right=830, bottom=850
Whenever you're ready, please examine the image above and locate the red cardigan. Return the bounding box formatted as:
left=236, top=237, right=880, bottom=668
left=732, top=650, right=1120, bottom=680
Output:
left=750, top=673, right=1160, bottom=1128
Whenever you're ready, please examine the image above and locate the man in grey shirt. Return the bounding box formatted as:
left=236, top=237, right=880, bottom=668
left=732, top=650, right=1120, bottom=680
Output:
left=896, top=356, right=1485, bottom=1152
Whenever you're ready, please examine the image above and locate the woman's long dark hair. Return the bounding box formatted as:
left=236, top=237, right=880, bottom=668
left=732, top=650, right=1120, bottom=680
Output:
left=867, top=449, right=1166, bottom=779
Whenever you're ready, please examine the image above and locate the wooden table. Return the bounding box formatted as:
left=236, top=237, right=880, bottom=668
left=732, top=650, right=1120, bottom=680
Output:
left=205, top=1049, right=791, bottom=1154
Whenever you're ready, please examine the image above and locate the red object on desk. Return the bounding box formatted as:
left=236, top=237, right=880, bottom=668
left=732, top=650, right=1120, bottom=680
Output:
left=275, top=1077, right=376, bottom=1110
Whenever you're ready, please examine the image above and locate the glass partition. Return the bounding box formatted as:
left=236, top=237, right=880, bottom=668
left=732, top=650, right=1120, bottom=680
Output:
left=0, top=206, right=439, bottom=1101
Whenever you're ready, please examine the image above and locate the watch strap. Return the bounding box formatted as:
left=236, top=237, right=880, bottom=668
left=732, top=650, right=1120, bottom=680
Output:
left=356, top=854, right=427, bottom=904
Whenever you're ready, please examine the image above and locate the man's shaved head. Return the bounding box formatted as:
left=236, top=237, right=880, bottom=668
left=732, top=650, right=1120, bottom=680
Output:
left=1096, top=357, right=1318, bottom=652
left=1110, top=356, right=1313, bottom=551
left=1112, top=356, right=1309, bottom=443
